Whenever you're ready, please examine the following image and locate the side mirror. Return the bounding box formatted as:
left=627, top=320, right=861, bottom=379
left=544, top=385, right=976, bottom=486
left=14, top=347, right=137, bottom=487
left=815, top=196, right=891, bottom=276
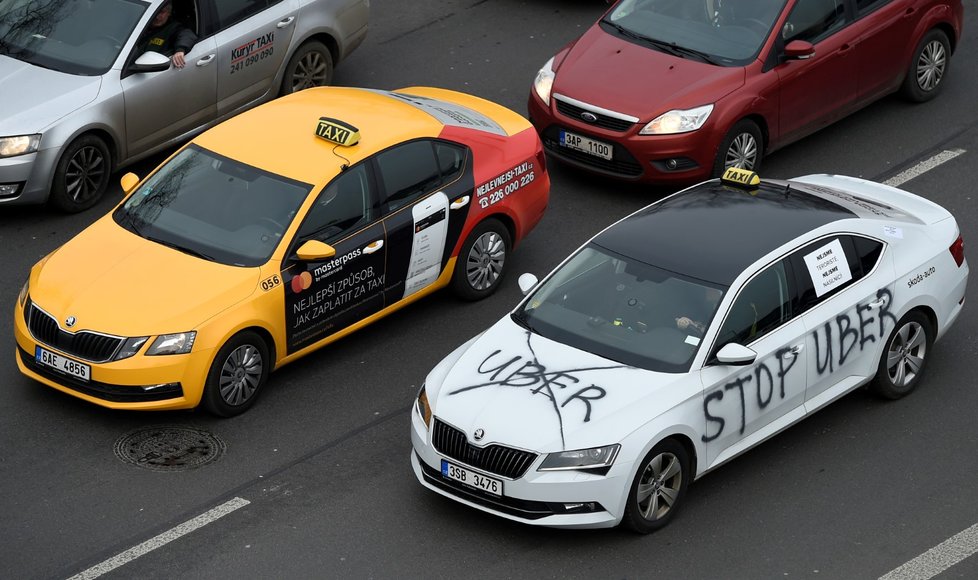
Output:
left=120, top=172, right=140, bottom=194
left=783, top=39, right=815, bottom=60
left=130, top=51, right=171, bottom=73
left=295, top=240, right=337, bottom=262
left=517, top=273, right=538, bottom=296
left=715, top=343, right=757, bottom=366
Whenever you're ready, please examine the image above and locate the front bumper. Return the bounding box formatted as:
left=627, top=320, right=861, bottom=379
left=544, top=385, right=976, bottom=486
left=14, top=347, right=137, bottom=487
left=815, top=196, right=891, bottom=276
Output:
left=527, top=93, right=716, bottom=185
left=0, top=146, right=59, bottom=206
left=410, top=408, right=632, bottom=529
left=13, top=300, right=212, bottom=411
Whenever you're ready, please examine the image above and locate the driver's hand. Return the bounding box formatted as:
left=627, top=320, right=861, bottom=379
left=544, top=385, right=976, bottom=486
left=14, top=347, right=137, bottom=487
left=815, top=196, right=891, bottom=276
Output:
left=676, top=316, right=693, bottom=330
left=172, top=51, right=186, bottom=68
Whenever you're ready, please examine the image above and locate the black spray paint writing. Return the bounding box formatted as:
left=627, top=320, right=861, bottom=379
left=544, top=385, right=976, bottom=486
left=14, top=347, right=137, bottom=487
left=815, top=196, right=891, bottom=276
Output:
left=702, top=288, right=896, bottom=443
left=447, top=332, right=627, bottom=448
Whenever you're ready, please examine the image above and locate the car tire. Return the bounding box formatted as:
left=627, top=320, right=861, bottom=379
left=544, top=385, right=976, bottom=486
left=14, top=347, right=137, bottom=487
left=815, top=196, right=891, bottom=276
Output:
left=869, top=311, right=934, bottom=400
left=712, top=119, right=763, bottom=178
left=451, top=218, right=511, bottom=301
left=900, top=29, right=950, bottom=103
left=280, top=41, right=334, bottom=95
left=202, top=330, right=270, bottom=417
left=622, top=438, right=690, bottom=534
left=49, top=134, right=112, bottom=213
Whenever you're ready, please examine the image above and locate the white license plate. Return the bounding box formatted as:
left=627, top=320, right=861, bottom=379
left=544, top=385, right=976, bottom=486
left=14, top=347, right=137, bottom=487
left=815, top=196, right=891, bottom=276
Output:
left=35, top=346, right=90, bottom=381
left=559, top=130, right=613, bottom=160
left=441, top=459, right=503, bottom=496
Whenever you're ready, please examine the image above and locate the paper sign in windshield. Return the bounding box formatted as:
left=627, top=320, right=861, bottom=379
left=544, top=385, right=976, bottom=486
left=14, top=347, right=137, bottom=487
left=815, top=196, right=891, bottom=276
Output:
left=803, top=238, right=852, bottom=297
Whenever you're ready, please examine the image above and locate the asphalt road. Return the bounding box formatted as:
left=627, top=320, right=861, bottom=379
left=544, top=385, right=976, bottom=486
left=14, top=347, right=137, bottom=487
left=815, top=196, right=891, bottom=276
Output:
left=2, top=1, right=978, bottom=579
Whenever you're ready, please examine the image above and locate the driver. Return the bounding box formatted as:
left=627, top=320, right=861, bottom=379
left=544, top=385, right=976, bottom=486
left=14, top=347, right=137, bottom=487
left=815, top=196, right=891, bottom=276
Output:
left=137, top=1, right=197, bottom=68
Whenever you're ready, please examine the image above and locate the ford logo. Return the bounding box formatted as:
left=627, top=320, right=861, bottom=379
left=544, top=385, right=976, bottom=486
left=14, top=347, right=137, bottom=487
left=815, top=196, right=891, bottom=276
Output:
left=65, top=316, right=76, bottom=328
left=473, top=428, right=485, bottom=441
left=580, top=111, right=598, bottom=123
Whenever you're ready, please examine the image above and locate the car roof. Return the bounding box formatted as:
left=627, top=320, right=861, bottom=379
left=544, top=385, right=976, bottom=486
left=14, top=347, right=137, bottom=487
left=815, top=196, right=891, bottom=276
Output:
left=192, top=87, right=454, bottom=186
left=592, top=180, right=858, bottom=285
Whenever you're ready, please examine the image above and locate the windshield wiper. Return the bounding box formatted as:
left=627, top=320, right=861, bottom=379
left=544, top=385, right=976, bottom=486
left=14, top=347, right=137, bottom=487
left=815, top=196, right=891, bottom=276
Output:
left=145, top=235, right=215, bottom=262
left=666, top=43, right=720, bottom=65
left=510, top=310, right=535, bottom=333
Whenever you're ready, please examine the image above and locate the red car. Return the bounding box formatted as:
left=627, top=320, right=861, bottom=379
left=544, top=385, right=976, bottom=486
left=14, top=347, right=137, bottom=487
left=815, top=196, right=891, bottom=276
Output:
left=528, top=0, right=963, bottom=184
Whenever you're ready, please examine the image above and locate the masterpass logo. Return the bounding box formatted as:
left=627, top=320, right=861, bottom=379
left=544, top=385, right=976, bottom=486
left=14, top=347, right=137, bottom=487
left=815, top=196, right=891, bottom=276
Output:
left=290, top=271, right=313, bottom=294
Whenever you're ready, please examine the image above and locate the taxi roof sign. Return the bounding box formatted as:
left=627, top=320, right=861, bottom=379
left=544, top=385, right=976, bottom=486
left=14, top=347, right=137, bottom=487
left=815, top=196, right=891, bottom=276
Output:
left=721, top=167, right=761, bottom=188
left=315, top=117, right=360, bottom=147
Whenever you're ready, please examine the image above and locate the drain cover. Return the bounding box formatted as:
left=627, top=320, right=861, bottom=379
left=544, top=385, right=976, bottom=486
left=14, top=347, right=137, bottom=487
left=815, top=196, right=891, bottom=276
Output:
left=114, top=425, right=226, bottom=472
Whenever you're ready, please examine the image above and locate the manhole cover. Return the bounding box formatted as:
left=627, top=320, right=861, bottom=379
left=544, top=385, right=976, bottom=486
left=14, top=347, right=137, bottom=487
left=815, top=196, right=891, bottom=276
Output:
left=114, top=426, right=226, bottom=472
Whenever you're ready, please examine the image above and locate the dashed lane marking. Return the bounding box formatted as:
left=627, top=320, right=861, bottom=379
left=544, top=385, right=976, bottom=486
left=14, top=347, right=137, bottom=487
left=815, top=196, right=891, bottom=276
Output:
left=67, top=497, right=251, bottom=580
left=879, top=522, right=978, bottom=580
left=883, top=149, right=966, bottom=187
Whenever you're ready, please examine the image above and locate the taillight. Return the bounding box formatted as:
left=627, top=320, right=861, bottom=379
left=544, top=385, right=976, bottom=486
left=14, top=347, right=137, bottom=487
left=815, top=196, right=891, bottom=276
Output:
left=949, top=234, right=965, bottom=267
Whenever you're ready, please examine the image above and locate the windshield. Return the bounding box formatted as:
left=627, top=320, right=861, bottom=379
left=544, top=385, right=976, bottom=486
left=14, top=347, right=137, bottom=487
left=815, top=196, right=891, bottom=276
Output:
left=113, top=145, right=312, bottom=267
left=0, top=0, right=146, bottom=75
left=513, top=245, right=726, bottom=373
left=603, top=0, right=787, bottom=65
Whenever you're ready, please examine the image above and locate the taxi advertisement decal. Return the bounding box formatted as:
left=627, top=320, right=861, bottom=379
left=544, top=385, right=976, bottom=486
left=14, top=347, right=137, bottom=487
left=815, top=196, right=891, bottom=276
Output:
left=403, top=193, right=449, bottom=299
left=284, top=225, right=387, bottom=353
left=475, top=159, right=535, bottom=210
left=230, top=31, right=275, bottom=75
left=368, top=90, right=508, bottom=136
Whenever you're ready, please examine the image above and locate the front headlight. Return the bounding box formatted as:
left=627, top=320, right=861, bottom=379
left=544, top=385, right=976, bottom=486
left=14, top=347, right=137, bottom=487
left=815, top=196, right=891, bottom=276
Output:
left=145, top=331, right=196, bottom=356
left=538, top=444, right=620, bottom=471
left=114, top=337, right=150, bottom=361
left=0, top=134, right=41, bottom=158
left=533, top=57, right=556, bottom=105
left=639, top=104, right=714, bottom=135
left=18, top=278, right=29, bottom=307
left=415, top=385, right=432, bottom=428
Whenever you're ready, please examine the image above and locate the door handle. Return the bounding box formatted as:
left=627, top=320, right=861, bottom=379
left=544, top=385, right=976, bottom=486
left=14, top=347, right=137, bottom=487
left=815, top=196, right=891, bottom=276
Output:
left=363, top=240, right=384, bottom=254
left=277, top=17, right=296, bottom=28
left=868, top=295, right=888, bottom=309
left=781, top=344, right=804, bottom=360
left=196, top=54, right=215, bottom=66
left=450, top=196, right=470, bottom=210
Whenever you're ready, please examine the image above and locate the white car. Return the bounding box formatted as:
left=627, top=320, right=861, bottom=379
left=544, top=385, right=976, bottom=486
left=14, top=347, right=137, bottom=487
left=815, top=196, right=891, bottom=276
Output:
left=410, top=168, right=968, bottom=532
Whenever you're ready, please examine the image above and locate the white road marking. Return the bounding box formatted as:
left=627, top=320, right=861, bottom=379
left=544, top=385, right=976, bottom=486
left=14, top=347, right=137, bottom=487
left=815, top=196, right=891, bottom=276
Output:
left=67, top=497, right=251, bottom=580
left=879, top=522, right=978, bottom=580
left=883, top=149, right=966, bottom=187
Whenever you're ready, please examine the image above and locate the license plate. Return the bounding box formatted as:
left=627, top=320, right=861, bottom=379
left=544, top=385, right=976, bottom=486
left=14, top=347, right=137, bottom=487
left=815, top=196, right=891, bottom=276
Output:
left=441, top=459, right=503, bottom=496
left=35, top=346, right=90, bottom=382
left=559, top=130, right=613, bottom=160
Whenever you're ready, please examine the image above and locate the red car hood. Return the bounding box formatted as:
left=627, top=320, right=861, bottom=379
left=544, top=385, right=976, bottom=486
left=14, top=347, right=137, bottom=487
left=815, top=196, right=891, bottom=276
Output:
left=553, top=25, right=746, bottom=120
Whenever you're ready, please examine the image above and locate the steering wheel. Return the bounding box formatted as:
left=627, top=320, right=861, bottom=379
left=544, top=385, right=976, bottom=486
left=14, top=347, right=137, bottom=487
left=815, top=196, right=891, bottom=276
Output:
left=738, top=18, right=770, bottom=36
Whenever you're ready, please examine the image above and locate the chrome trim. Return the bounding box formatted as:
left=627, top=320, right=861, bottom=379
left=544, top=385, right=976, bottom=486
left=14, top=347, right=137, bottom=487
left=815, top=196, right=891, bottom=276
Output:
left=553, top=94, right=640, bottom=123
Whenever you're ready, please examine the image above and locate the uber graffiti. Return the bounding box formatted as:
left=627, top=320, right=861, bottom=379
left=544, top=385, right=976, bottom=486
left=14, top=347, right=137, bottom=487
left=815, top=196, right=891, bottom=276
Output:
left=701, top=288, right=897, bottom=443
left=448, top=331, right=625, bottom=447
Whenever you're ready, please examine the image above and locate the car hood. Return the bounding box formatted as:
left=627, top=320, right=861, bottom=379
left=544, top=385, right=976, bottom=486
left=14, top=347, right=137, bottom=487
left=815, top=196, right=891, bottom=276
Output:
left=29, top=215, right=260, bottom=337
left=552, top=25, right=745, bottom=118
left=428, top=316, right=692, bottom=453
left=0, top=55, right=101, bottom=135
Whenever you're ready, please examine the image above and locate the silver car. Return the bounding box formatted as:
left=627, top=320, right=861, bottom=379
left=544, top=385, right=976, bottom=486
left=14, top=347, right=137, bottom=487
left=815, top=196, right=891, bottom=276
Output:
left=0, top=0, right=369, bottom=212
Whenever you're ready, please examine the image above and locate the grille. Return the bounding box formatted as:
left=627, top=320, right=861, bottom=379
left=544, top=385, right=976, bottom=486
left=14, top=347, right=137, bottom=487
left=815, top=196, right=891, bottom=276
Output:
left=26, top=301, right=124, bottom=363
left=556, top=99, right=635, bottom=132
left=432, top=419, right=537, bottom=479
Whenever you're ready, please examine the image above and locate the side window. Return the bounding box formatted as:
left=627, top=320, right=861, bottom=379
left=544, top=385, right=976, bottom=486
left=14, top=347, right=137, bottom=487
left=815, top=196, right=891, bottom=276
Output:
left=782, top=0, right=846, bottom=44
left=790, top=235, right=877, bottom=313
left=296, top=164, right=372, bottom=243
left=213, top=0, right=270, bottom=30
left=375, top=140, right=442, bottom=212
left=715, top=260, right=792, bottom=349
left=855, top=0, right=890, bottom=16
left=434, top=141, right=466, bottom=182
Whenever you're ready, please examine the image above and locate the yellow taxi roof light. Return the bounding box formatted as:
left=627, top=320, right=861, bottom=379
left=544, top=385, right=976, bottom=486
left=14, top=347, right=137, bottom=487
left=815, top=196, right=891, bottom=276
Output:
left=721, top=167, right=761, bottom=188
left=315, top=117, right=360, bottom=147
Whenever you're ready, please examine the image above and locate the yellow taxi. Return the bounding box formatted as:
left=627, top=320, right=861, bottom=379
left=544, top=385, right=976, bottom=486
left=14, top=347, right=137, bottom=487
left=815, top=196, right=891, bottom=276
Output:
left=14, top=86, right=550, bottom=416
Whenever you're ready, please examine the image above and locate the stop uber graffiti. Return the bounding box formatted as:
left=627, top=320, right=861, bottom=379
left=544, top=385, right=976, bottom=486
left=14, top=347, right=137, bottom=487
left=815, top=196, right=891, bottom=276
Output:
left=701, top=288, right=897, bottom=443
